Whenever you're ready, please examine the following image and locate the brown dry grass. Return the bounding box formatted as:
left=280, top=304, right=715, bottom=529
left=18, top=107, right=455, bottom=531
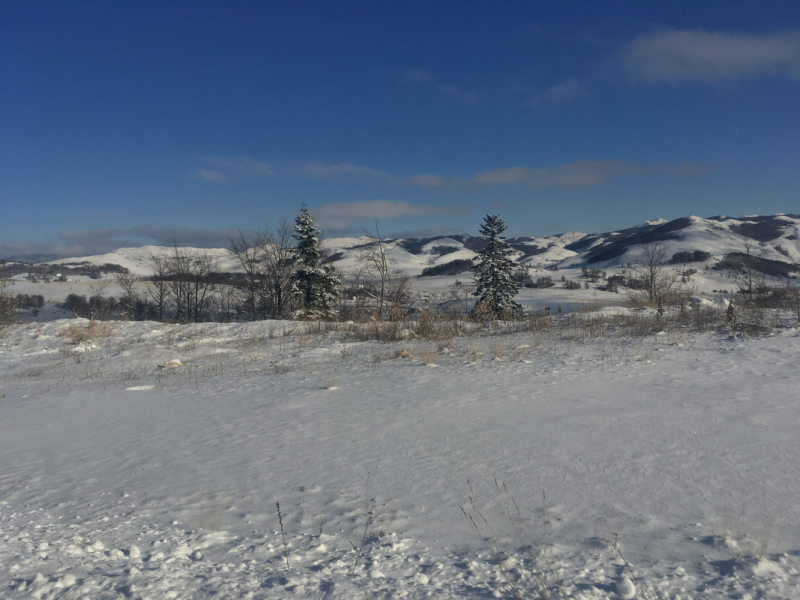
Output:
left=60, top=320, right=113, bottom=344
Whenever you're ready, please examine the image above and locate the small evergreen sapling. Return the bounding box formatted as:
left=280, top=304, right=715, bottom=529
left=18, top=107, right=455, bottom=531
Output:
left=472, top=214, right=523, bottom=319
left=291, top=204, right=340, bottom=319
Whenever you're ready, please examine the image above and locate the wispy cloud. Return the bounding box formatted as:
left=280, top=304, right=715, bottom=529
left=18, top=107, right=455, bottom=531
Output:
left=400, top=69, right=480, bottom=105
left=470, top=160, right=709, bottom=189
left=295, top=162, right=393, bottom=180
left=195, top=156, right=451, bottom=190
left=202, top=155, right=275, bottom=176
left=383, top=226, right=463, bottom=239
left=621, top=28, right=800, bottom=85
left=291, top=162, right=451, bottom=189
left=402, top=173, right=449, bottom=187
left=315, top=199, right=473, bottom=229
left=193, top=155, right=708, bottom=191
left=0, top=225, right=252, bottom=261
left=532, top=79, right=587, bottom=104
left=192, top=168, right=230, bottom=182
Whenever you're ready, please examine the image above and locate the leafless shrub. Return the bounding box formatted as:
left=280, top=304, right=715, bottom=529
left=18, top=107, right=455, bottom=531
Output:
left=118, top=364, right=148, bottom=383
left=270, top=359, right=291, bottom=374
left=19, top=365, right=46, bottom=377
left=58, top=347, right=85, bottom=364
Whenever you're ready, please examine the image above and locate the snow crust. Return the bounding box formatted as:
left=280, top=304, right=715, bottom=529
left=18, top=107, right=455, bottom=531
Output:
left=2, top=317, right=800, bottom=598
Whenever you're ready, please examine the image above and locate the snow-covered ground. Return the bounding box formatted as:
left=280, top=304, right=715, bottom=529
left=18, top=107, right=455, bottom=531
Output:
left=2, top=314, right=800, bottom=599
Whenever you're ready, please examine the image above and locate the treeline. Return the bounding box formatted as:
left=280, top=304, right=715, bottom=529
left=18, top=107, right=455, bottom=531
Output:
left=16, top=294, right=45, bottom=311
left=60, top=220, right=330, bottom=322
left=60, top=215, right=417, bottom=323
left=0, top=261, right=129, bottom=281
left=100, top=248, right=248, bottom=323
left=419, top=259, right=474, bottom=277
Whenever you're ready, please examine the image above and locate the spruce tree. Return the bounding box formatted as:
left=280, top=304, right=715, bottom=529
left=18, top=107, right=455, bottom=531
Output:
left=472, top=214, right=523, bottom=319
left=291, top=204, right=340, bottom=319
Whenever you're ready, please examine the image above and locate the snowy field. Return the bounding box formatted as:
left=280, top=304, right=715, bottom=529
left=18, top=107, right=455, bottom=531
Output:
left=2, top=314, right=800, bottom=599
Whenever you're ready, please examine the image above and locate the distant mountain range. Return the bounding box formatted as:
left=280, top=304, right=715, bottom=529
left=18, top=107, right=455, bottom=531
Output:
left=4, top=214, right=800, bottom=279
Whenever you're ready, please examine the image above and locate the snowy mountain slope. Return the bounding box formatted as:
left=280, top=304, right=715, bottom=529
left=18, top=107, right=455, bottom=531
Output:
left=42, top=245, right=241, bottom=277
left=576, top=214, right=800, bottom=268
left=17, top=213, right=800, bottom=280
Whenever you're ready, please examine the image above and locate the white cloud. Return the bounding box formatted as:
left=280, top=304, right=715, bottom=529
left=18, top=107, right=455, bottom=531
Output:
left=192, top=154, right=707, bottom=193
left=192, top=168, right=230, bottom=182
left=471, top=165, right=531, bottom=186
left=532, top=79, right=587, bottom=104
left=471, top=160, right=709, bottom=189
left=195, top=155, right=453, bottom=189
left=0, top=225, right=252, bottom=261
left=402, top=173, right=449, bottom=187
left=621, top=28, right=800, bottom=85
left=402, top=69, right=436, bottom=85
left=296, top=162, right=392, bottom=180
left=314, top=200, right=472, bottom=229
left=295, top=159, right=707, bottom=191
left=400, top=69, right=480, bottom=105
left=202, top=155, right=275, bottom=177
left=294, top=162, right=451, bottom=189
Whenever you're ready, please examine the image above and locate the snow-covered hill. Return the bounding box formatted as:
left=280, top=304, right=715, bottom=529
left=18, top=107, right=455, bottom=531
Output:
left=29, top=214, right=800, bottom=280
left=42, top=246, right=241, bottom=277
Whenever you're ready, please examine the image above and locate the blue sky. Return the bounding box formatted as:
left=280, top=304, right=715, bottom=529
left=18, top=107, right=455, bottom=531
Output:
left=1, top=1, right=799, bottom=259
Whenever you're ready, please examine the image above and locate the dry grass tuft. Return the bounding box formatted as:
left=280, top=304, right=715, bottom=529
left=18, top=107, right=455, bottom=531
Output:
left=492, top=341, right=504, bottom=360
left=754, top=515, right=778, bottom=561
left=195, top=500, right=224, bottom=531
left=59, top=320, right=113, bottom=344
left=422, top=348, right=437, bottom=366
left=323, top=374, right=339, bottom=390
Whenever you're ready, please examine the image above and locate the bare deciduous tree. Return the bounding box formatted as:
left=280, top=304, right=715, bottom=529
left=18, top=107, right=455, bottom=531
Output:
left=114, top=271, right=140, bottom=320
left=357, top=223, right=391, bottom=320
left=630, top=240, right=679, bottom=306
left=146, top=253, right=170, bottom=322
left=357, top=222, right=406, bottom=321
left=449, top=279, right=473, bottom=314
left=230, top=229, right=262, bottom=321
left=260, top=220, right=295, bottom=319
left=390, top=272, right=413, bottom=318
left=164, top=246, right=221, bottom=323
left=229, top=221, right=295, bottom=320
left=88, top=282, right=112, bottom=320
left=336, top=267, right=370, bottom=322
left=732, top=241, right=766, bottom=304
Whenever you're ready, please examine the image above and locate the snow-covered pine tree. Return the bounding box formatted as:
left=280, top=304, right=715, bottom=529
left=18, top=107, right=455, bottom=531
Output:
left=472, top=214, right=523, bottom=319
left=291, top=204, right=340, bottom=319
